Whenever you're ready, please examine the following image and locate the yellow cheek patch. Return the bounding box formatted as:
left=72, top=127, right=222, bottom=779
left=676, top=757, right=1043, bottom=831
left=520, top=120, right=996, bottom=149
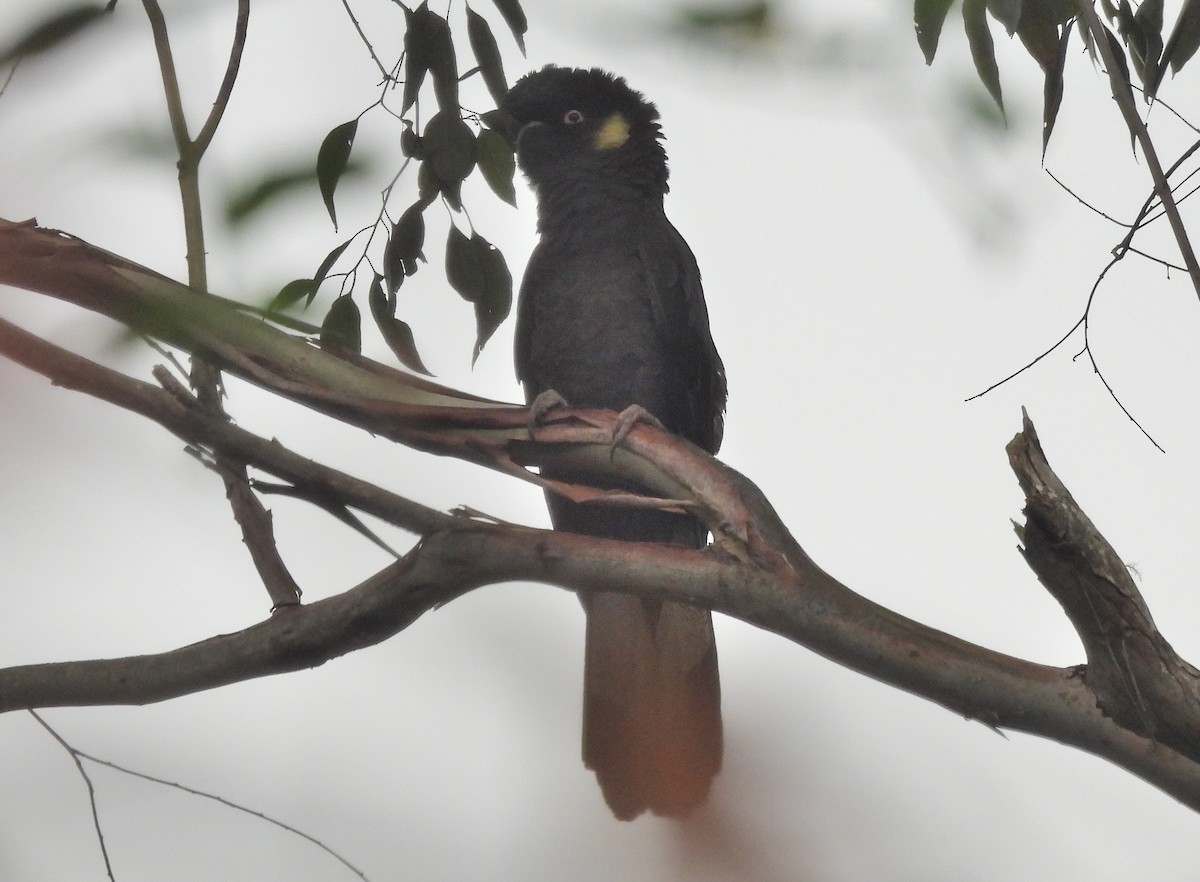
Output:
left=593, top=113, right=630, bottom=150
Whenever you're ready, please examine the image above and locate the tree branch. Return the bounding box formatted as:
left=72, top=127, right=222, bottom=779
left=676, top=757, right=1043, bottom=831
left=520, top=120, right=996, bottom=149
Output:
left=193, top=0, right=250, bottom=158
left=0, top=315, right=454, bottom=539
left=6, top=218, right=1200, bottom=815
left=5, top=511, right=1200, bottom=811
left=1009, top=408, right=1200, bottom=761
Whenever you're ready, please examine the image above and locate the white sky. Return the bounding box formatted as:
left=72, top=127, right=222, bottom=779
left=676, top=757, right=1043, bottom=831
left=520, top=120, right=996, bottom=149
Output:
left=3, top=0, right=1200, bottom=879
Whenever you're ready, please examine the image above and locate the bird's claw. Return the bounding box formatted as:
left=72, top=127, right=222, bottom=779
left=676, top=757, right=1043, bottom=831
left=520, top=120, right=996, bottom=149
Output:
left=610, top=404, right=664, bottom=453
left=527, top=388, right=570, bottom=436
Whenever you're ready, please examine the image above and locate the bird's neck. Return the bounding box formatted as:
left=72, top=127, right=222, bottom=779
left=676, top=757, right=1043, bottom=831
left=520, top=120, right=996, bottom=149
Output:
left=534, top=177, right=664, bottom=234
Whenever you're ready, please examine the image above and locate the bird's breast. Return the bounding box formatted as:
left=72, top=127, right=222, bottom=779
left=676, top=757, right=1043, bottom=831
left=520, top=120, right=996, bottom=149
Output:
left=517, top=238, right=687, bottom=427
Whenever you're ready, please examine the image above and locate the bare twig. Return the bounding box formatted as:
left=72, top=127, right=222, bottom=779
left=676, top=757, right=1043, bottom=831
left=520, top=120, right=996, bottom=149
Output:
left=339, top=0, right=389, bottom=80
left=31, top=711, right=370, bottom=880
left=30, top=712, right=115, bottom=881
left=193, top=0, right=251, bottom=158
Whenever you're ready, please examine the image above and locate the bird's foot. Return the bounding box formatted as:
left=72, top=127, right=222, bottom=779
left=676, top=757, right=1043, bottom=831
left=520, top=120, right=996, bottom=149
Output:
left=610, top=404, right=664, bottom=453
left=527, top=388, right=570, bottom=436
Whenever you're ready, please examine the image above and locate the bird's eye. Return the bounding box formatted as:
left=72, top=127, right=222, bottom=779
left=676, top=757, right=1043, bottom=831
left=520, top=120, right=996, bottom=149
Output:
left=563, top=109, right=584, bottom=125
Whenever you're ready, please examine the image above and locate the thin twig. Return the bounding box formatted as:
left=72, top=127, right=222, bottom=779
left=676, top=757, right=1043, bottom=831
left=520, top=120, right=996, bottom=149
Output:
left=966, top=316, right=1084, bottom=401
left=339, top=0, right=389, bottom=80
left=29, top=712, right=115, bottom=881
left=1075, top=254, right=1165, bottom=452
left=31, top=711, right=370, bottom=881
left=80, top=751, right=371, bottom=881
left=1045, top=168, right=1134, bottom=227
left=140, top=0, right=191, bottom=153
left=193, top=0, right=251, bottom=158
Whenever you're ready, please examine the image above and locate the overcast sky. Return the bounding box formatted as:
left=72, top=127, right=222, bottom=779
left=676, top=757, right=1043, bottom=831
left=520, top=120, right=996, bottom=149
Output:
left=3, top=0, right=1200, bottom=879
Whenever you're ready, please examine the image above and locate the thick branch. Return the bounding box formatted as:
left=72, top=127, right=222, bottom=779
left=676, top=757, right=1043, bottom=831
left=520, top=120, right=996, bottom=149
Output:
left=0, top=220, right=755, bottom=537
left=4, top=520, right=1200, bottom=811
left=6, top=218, right=1200, bottom=815
left=1008, top=409, right=1200, bottom=760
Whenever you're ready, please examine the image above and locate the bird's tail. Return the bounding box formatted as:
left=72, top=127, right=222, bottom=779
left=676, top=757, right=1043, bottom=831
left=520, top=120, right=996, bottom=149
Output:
left=582, top=591, right=722, bottom=820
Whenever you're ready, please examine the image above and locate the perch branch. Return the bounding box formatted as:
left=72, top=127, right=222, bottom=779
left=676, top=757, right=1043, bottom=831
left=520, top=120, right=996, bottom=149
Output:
left=5, top=219, right=1200, bottom=814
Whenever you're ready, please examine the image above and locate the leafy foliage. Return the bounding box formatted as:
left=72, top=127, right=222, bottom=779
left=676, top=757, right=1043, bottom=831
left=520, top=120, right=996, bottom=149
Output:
left=917, top=0, right=1200, bottom=155
left=6, top=1, right=528, bottom=369
left=270, top=0, right=525, bottom=376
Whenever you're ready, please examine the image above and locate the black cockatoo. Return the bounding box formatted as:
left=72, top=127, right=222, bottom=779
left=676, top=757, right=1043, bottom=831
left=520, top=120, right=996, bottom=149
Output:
left=504, top=66, right=727, bottom=820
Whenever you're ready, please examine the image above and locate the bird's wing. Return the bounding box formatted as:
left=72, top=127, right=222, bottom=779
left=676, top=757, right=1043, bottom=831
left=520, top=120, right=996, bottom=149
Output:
left=638, top=214, right=727, bottom=454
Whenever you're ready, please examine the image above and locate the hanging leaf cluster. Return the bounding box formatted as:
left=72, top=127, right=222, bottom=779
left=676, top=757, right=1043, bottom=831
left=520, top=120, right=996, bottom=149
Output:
left=278, top=0, right=527, bottom=374
left=916, top=0, right=1200, bottom=154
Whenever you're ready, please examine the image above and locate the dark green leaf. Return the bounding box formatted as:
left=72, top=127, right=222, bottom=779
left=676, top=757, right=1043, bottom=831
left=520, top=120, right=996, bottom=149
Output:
left=914, top=0, right=955, bottom=64
left=446, top=227, right=512, bottom=363
left=422, top=111, right=476, bottom=210
left=963, top=0, right=1005, bottom=118
left=986, top=0, right=1023, bottom=36
left=467, top=5, right=509, bottom=107
left=0, top=3, right=110, bottom=67
left=480, top=107, right=515, bottom=136
left=471, top=237, right=512, bottom=363
left=385, top=202, right=427, bottom=294
left=412, top=4, right=459, bottom=114
left=1136, top=0, right=1165, bottom=57
left=1137, top=0, right=1166, bottom=37
left=313, top=238, right=354, bottom=304
left=1017, top=0, right=1073, bottom=70
left=490, top=0, right=527, bottom=54
left=416, top=161, right=442, bottom=206
left=1041, top=18, right=1073, bottom=157
left=424, top=112, right=477, bottom=181
left=1116, top=0, right=1151, bottom=83
left=401, top=120, right=424, bottom=159
left=268, top=278, right=318, bottom=315
left=369, top=274, right=432, bottom=375
left=319, top=295, right=362, bottom=353
left=480, top=108, right=518, bottom=149
left=1137, top=0, right=1166, bottom=94
left=401, top=3, right=428, bottom=114
left=446, top=226, right=481, bottom=302
left=317, top=119, right=358, bottom=229
left=476, top=128, right=517, bottom=206
left=1160, top=0, right=1200, bottom=79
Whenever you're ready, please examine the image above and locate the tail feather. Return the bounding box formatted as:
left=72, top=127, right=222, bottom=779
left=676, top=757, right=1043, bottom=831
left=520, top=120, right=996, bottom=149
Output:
left=582, top=592, right=722, bottom=820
